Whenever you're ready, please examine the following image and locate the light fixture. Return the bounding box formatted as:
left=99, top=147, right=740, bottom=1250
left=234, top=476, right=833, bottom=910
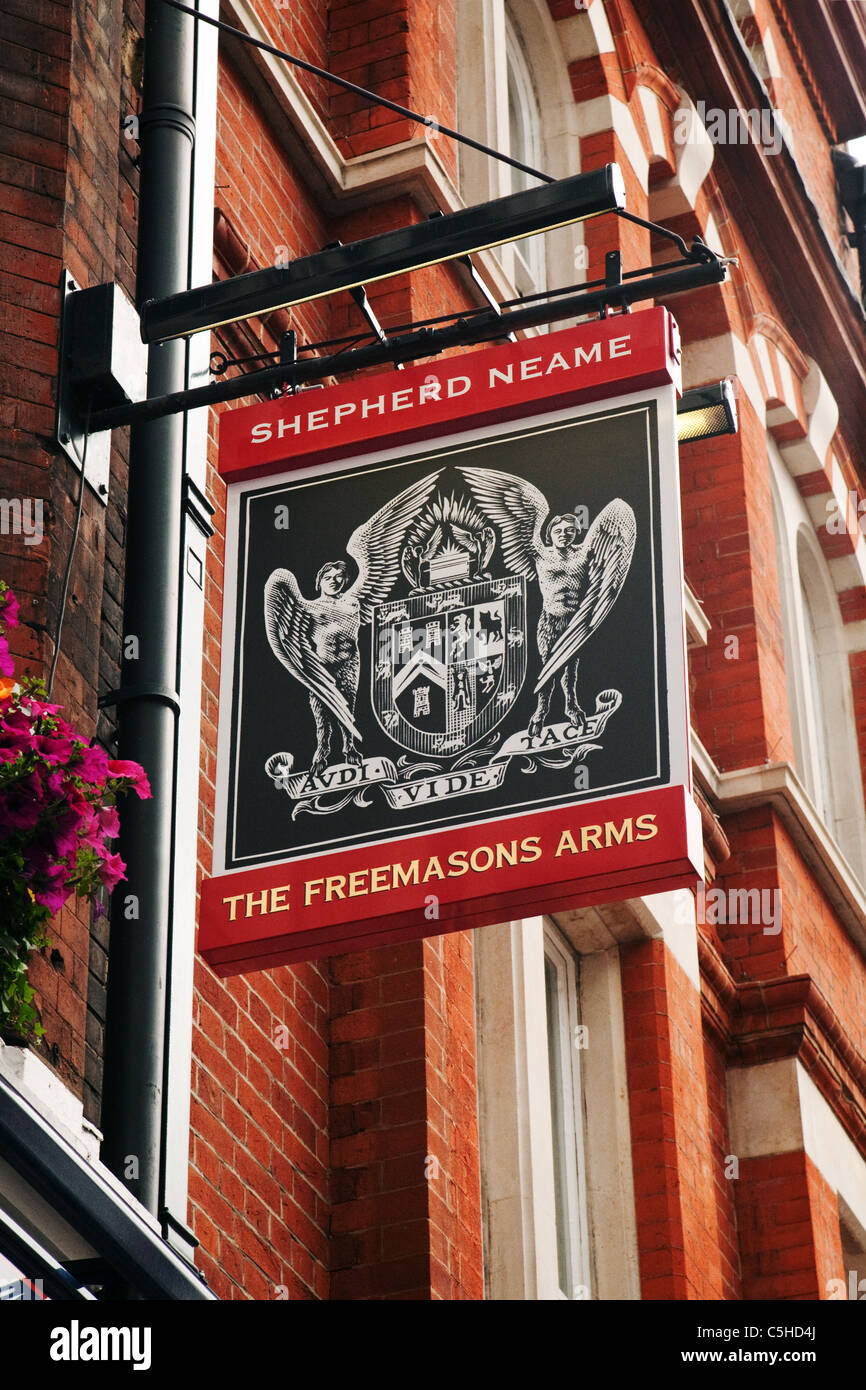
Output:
left=140, top=164, right=627, bottom=343
left=677, top=379, right=738, bottom=442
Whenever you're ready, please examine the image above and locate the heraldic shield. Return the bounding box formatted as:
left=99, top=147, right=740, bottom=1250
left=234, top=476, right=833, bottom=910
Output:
left=372, top=577, right=527, bottom=756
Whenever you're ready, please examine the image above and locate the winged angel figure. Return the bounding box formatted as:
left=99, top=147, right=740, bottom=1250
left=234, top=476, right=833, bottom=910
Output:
left=264, top=471, right=441, bottom=777
left=459, top=467, right=636, bottom=737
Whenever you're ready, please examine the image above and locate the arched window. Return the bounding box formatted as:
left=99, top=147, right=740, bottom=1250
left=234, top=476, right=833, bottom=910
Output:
left=769, top=436, right=866, bottom=876
left=456, top=1, right=561, bottom=297
left=798, top=555, right=834, bottom=823
left=504, top=15, right=546, bottom=294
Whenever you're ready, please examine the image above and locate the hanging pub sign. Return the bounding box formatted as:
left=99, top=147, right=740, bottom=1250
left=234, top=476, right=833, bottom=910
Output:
left=200, top=306, right=703, bottom=973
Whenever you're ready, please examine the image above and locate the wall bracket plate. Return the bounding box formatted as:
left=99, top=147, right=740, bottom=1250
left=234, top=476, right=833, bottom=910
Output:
left=55, top=271, right=112, bottom=504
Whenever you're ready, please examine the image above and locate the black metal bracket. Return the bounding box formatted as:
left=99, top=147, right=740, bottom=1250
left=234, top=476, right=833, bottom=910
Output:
left=83, top=255, right=728, bottom=436
left=183, top=474, right=216, bottom=539
left=350, top=284, right=405, bottom=369
left=456, top=253, right=516, bottom=342
left=598, top=249, right=628, bottom=317
left=98, top=683, right=181, bottom=716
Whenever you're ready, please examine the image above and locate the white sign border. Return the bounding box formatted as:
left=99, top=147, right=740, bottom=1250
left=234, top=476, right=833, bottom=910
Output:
left=212, top=382, right=689, bottom=879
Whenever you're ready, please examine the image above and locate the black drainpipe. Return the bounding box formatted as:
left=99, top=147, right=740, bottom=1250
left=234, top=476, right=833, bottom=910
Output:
left=101, top=0, right=196, bottom=1220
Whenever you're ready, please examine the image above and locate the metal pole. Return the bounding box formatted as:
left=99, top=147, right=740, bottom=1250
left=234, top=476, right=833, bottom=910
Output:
left=101, top=0, right=195, bottom=1218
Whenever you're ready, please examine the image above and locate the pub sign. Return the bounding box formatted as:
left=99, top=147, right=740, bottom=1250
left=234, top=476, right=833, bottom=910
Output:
left=200, top=307, right=703, bottom=972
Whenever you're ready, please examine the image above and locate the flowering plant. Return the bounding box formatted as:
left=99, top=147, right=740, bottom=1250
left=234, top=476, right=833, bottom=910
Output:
left=0, top=583, right=151, bottom=1039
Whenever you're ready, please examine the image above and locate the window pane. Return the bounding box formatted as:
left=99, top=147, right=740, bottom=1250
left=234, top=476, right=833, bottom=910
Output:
left=544, top=952, right=572, bottom=1296
left=507, top=66, right=531, bottom=196
left=801, top=579, right=833, bottom=821
left=504, top=18, right=545, bottom=293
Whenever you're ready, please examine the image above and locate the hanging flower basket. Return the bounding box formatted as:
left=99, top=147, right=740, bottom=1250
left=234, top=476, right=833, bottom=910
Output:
left=0, top=584, right=151, bottom=1041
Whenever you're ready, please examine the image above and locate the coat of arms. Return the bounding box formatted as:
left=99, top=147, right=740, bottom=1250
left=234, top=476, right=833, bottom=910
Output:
left=262, top=465, right=635, bottom=815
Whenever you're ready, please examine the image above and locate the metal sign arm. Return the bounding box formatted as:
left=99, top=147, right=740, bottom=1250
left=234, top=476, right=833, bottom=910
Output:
left=87, top=257, right=727, bottom=435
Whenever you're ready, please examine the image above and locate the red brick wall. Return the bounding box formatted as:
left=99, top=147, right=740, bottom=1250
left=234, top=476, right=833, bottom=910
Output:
left=328, top=0, right=457, bottom=185
left=621, top=939, right=727, bottom=1300
left=735, top=1150, right=845, bottom=1300
left=189, top=0, right=481, bottom=1300
left=702, top=1022, right=743, bottom=1299
left=188, top=954, right=331, bottom=1300
left=328, top=935, right=482, bottom=1300
left=0, top=0, right=131, bottom=1105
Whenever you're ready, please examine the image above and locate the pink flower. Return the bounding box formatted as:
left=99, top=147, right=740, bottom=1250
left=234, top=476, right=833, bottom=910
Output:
left=0, top=640, right=12, bottom=678
left=26, top=698, right=62, bottom=719
left=99, top=851, right=127, bottom=892
left=0, top=774, right=45, bottom=832
left=51, top=806, right=82, bottom=860
left=1, top=711, right=32, bottom=736
left=33, top=881, right=71, bottom=913
left=35, top=733, right=76, bottom=765
left=97, top=804, right=121, bottom=839
left=74, top=744, right=110, bottom=784
left=107, top=759, right=152, bottom=799
left=1, top=591, right=19, bottom=628
left=23, top=841, right=62, bottom=880
left=1, top=730, right=38, bottom=757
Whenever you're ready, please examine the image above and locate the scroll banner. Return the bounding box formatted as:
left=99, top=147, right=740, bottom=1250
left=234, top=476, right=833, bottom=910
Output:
left=200, top=306, right=702, bottom=973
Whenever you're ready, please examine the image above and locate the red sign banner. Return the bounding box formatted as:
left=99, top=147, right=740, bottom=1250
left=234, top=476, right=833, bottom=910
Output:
left=201, top=785, right=702, bottom=972
left=218, top=306, right=681, bottom=481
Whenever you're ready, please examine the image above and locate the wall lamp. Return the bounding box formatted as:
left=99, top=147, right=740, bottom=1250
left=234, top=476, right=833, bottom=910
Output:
left=140, top=164, right=627, bottom=343
left=677, top=379, right=738, bottom=443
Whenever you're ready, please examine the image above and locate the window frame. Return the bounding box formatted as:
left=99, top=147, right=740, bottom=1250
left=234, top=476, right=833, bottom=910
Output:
left=504, top=12, right=547, bottom=296
left=542, top=919, right=592, bottom=1298
left=474, top=913, right=640, bottom=1300
left=768, top=435, right=866, bottom=878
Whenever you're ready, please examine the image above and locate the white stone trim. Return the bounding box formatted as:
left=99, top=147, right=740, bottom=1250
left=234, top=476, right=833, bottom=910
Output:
left=574, top=94, right=649, bottom=187
left=767, top=434, right=866, bottom=879
left=457, top=0, right=586, bottom=309
left=637, top=85, right=668, bottom=164
left=637, top=891, right=701, bottom=988
left=681, top=332, right=766, bottom=424
left=693, top=736, right=866, bottom=958
left=0, top=1043, right=162, bottom=1259
left=752, top=333, right=774, bottom=399
left=663, top=95, right=715, bottom=213
left=474, top=917, right=562, bottom=1299
left=157, top=0, right=219, bottom=1250
left=554, top=894, right=700, bottom=990
left=456, top=0, right=510, bottom=199
left=474, top=915, right=640, bottom=1299
left=778, top=359, right=838, bottom=479
left=542, top=919, right=592, bottom=1295
left=579, top=947, right=641, bottom=1299
left=0, top=1042, right=99, bottom=1163
left=727, top=1057, right=866, bottom=1242
left=685, top=581, right=711, bottom=648
left=727, top=1057, right=803, bottom=1159
left=588, top=0, right=617, bottom=55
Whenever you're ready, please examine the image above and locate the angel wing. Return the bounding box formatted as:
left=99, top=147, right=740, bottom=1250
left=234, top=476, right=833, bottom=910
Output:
left=264, top=569, right=360, bottom=738
left=458, top=466, right=548, bottom=578
left=346, top=470, right=443, bottom=622
left=534, top=499, right=636, bottom=692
